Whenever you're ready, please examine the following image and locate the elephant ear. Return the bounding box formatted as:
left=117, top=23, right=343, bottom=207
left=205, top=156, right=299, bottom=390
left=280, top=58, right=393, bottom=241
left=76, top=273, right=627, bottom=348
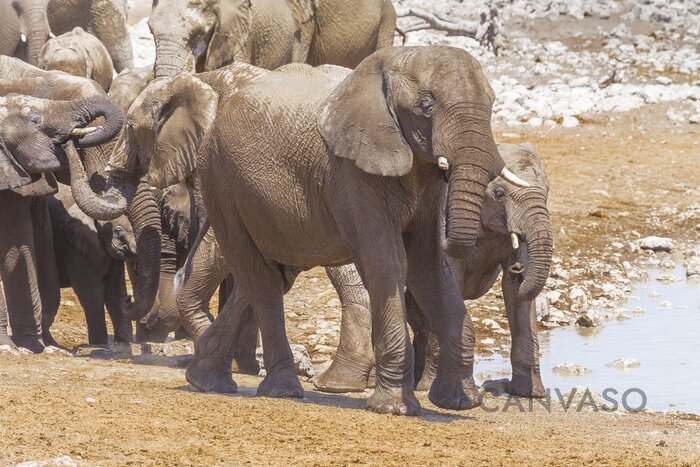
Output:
left=11, top=172, right=58, bottom=197
left=117, top=73, right=219, bottom=189
left=317, top=51, right=413, bottom=177
left=204, top=0, right=252, bottom=70
left=0, top=143, right=32, bottom=191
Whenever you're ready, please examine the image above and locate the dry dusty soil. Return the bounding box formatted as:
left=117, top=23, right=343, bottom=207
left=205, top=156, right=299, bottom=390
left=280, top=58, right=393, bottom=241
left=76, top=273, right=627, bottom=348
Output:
left=1, top=109, right=699, bottom=465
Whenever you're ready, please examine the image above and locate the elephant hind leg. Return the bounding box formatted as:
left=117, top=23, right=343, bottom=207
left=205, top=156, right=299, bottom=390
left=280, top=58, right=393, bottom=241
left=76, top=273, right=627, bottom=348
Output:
left=104, top=260, right=132, bottom=343
left=0, top=284, right=13, bottom=347
left=314, top=265, right=374, bottom=393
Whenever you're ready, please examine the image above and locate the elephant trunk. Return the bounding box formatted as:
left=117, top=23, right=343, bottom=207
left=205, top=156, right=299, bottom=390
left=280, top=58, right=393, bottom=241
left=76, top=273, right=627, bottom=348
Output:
left=122, top=183, right=162, bottom=321
left=443, top=162, right=491, bottom=256
left=25, top=7, right=51, bottom=66
left=153, top=38, right=194, bottom=77
left=66, top=139, right=137, bottom=221
left=517, top=198, right=553, bottom=302
left=65, top=95, right=124, bottom=147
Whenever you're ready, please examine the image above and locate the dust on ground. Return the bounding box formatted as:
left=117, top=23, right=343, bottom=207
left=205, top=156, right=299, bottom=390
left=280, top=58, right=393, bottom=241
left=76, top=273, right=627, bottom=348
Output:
left=3, top=110, right=699, bottom=464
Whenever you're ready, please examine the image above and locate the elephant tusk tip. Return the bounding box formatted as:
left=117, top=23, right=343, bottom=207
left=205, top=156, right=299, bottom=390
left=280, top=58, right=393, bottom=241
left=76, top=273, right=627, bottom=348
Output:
left=70, top=125, right=101, bottom=137
left=437, top=156, right=450, bottom=171
left=20, top=33, right=27, bottom=43
left=499, top=167, right=530, bottom=188
left=510, top=232, right=519, bottom=250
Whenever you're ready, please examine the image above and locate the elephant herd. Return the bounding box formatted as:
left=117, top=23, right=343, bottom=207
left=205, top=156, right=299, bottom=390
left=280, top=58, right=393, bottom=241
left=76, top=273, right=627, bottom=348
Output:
left=0, top=0, right=554, bottom=416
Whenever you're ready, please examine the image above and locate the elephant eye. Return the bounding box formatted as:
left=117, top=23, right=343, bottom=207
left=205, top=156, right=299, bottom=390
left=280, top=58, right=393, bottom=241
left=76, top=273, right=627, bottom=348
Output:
left=114, top=225, right=125, bottom=235
left=29, top=114, right=42, bottom=125
left=493, top=187, right=506, bottom=200
left=419, top=96, right=434, bottom=115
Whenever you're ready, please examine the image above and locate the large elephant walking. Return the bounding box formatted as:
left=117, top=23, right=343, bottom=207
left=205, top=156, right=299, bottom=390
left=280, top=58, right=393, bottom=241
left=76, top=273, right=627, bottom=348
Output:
left=87, top=46, right=529, bottom=414
left=314, top=143, right=554, bottom=398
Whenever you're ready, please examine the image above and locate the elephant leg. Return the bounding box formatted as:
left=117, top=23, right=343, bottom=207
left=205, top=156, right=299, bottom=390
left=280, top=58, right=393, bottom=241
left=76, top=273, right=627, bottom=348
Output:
left=104, top=260, right=132, bottom=343
left=406, top=292, right=439, bottom=392
left=176, top=227, right=227, bottom=343
left=0, top=283, right=13, bottom=347
left=405, top=238, right=480, bottom=411
left=32, top=198, right=61, bottom=348
left=314, top=264, right=374, bottom=393
left=185, top=284, right=249, bottom=394
left=377, top=0, right=398, bottom=48
left=350, top=238, right=420, bottom=415
left=0, top=193, right=44, bottom=353
left=502, top=267, right=545, bottom=398
left=232, top=303, right=260, bottom=375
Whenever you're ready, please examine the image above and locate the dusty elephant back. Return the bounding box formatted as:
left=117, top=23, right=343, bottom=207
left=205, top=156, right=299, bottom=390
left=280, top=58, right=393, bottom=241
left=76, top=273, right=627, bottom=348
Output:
left=202, top=64, right=349, bottom=267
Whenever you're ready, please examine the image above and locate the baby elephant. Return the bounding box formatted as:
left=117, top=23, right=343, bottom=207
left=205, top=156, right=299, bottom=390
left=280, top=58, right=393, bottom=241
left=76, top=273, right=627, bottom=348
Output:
left=47, top=186, right=135, bottom=345
left=38, top=27, right=114, bottom=92
left=315, top=142, right=553, bottom=398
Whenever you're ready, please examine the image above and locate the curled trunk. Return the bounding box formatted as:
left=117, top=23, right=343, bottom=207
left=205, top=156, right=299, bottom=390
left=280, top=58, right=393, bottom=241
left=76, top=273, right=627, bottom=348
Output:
left=66, top=96, right=124, bottom=148
left=518, top=217, right=553, bottom=302
left=122, top=182, right=162, bottom=321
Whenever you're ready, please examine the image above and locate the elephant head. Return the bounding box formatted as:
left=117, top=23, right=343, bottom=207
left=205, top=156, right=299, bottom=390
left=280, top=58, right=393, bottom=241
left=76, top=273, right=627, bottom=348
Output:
left=10, top=0, right=52, bottom=66
left=0, top=92, right=123, bottom=191
left=318, top=46, right=529, bottom=258
left=149, top=0, right=252, bottom=77
left=480, top=142, right=553, bottom=301
left=38, top=27, right=114, bottom=92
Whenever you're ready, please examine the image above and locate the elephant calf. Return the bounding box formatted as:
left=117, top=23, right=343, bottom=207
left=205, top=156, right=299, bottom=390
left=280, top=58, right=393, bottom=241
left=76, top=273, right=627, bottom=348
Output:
left=38, top=27, right=114, bottom=92
left=47, top=186, right=134, bottom=345
left=314, top=142, right=553, bottom=398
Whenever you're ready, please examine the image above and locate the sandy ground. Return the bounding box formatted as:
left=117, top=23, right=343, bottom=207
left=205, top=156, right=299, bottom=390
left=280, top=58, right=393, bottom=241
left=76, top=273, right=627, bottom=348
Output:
left=2, top=108, right=699, bottom=464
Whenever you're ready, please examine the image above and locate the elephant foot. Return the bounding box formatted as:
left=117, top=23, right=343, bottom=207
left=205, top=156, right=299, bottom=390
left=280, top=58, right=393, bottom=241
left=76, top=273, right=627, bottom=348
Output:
left=429, top=373, right=481, bottom=410
left=234, top=354, right=260, bottom=376
left=415, top=371, right=435, bottom=392
left=11, top=335, right=45, bottom=354
left=507, top=368, right=546, bottom=398
left=257, top=368, right=303, bottom=398
left=366, top=384, right=421, bottom=416
left=314, top=359, right=372, bottom=393
left=42, top=330, right=63, bottom=349
left=186, top=355, right=238, bottom=394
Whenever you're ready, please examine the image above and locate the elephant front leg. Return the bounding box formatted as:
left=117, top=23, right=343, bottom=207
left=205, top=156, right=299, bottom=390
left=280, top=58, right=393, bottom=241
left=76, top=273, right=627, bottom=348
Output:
left=0, top=193, right=44, bottom=353
left=353, top=247, right=420, bottom=416
left=186, top=285, right=246, bottom=394
left=314, top=265, right=375, bottom=393
left=406, top=246, right=480, bottom=410
left=32, top=198, right=61, bottom=348
left=502, top=268, right=545, bottom=398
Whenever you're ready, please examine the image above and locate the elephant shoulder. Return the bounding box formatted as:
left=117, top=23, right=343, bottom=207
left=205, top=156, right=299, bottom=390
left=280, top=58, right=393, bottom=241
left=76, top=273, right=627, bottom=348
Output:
left=198, top=63, right=267, bottom=99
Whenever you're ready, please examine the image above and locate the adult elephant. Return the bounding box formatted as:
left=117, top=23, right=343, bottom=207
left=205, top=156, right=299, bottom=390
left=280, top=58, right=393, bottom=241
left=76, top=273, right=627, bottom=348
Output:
left=148, top=0, right=396, bottom=76
left=96, top=46, right=529, bottom=415
left=0, top=56, right=160, bottom=351
left=0, top=0, right=52, bottom=66
left=314, top=142, right=554, bottom=398
left=38, top=27, right=114, bottom=92
left=0, top=72, right=123, bottom=352
left=47, top=0, right=133, bottom=72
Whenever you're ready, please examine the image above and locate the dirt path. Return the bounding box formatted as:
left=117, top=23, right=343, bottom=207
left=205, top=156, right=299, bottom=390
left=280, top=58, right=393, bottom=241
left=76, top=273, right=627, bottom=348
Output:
left=2, top=110, right=699, bottom=465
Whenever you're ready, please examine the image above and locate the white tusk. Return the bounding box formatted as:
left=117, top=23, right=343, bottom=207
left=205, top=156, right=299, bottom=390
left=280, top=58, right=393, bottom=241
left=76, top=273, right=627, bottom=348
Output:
left=511, top=232, right=519, bottom=250
left=49, top=32, right=56, bottom=39
left=499, top=167, right=530, bottom=188
left=437, top=156, right=449, bottom=171
left=69, top=126, right=100, bottom=136
left=20, top=33, right=27, bottom=43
